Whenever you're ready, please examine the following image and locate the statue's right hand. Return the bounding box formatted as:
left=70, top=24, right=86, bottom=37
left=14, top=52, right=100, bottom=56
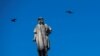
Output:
left=32, top=38, right=36, bottom=42
left=33, top=39, right=36, bottom=42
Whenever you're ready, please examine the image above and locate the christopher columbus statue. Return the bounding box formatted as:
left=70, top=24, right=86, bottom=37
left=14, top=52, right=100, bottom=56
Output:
left=33, top=17, right=52, bottom=56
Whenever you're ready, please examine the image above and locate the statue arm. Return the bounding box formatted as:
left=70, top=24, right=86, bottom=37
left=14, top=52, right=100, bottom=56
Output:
left=45, top=24, right=52, bottom=36
left=33, top=26, right=37, bottom=42
left=48, top=26, right=52, bottom=32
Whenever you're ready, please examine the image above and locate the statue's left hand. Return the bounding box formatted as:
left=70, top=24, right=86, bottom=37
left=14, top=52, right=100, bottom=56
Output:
left=33, top=39, right=36, bottom=42
left=47, top=47, right=50, bottom=51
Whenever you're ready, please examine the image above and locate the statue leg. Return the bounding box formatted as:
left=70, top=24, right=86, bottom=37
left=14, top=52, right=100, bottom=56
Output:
left=38, top=49, right=42, bottom=56
left=43, top=48, right=47, bottom=56
left=45, top=48, right=48, bottom=56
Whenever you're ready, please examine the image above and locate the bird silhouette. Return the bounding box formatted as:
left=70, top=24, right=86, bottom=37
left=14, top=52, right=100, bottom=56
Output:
left=66, top=10, right=73, bottom=14
left=11, top=18, right=16, bottom=22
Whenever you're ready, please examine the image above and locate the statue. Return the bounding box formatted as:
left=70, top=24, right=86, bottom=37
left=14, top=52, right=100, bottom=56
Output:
left=33, top=17, right=52, bottom=56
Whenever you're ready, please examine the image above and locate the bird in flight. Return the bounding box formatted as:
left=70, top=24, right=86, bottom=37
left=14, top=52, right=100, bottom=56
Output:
left=11, top=18, right=16, bottom=22
left=66, top=10, right=73, bottom=14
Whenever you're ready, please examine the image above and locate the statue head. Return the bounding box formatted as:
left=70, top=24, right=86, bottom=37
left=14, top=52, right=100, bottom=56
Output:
left=38, top=17, right=44, bottom=25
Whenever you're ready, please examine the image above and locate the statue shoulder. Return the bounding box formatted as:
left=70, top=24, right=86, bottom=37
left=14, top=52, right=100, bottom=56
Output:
left=44, top=24, right=49, bottom=27
left=44, top=24, right=47, bottom=26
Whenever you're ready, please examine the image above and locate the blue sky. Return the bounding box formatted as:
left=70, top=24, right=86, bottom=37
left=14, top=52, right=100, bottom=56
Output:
left=0, top=0, right=100, bottom=56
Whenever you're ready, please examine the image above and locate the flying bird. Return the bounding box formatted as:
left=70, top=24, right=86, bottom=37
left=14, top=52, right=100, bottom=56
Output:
left=11, top=18, right=16, bottom=22
left=66, top=10, right=73, bottom=14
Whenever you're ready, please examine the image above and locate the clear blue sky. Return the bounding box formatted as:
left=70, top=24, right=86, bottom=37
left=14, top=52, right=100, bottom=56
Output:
left=0, top=0, right=100, bottom=56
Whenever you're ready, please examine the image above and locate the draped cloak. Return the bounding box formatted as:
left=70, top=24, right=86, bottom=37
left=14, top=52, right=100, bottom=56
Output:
left=34, top=24, right=48, bottom=50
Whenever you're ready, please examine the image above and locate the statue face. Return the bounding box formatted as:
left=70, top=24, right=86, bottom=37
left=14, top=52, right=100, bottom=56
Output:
left=38, top=19, right=44, bottom=24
